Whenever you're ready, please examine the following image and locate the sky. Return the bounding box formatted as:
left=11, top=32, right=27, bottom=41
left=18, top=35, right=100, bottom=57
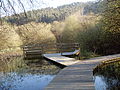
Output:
left=1, top=0, right=97, bottom=16
left=42, top=0, right=96, bottom=7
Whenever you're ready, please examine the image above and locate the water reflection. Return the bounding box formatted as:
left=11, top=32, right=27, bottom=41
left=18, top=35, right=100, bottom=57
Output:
left=94, top=61, right=120, bottom=90
left=0, top=57, right=62, bottom=90
left=0, top=72, right=55, bottom=90
left=94, top=76, right=107, bottom=90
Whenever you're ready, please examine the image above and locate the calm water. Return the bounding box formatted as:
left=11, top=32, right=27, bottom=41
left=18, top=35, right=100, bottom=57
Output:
left=94, top=61, right=120, bottom=90
left=94, top=75, right=120, bottom=90
left=0, top=57, right=62, bottom=90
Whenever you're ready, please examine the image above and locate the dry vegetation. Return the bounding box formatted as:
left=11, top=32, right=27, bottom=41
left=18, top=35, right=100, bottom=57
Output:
left=0, top=22, right=22, bottom=50
left=16, top=22, right=56, bottom=45
left=0, top=0, right=120, bottom=57
left=0, top=13, right=108, bottom=59
left=0, top=22, right=56, bottom=52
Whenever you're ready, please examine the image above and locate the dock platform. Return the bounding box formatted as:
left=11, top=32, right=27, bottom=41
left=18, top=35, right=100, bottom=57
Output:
left=45, top=54, right=120, bottom=90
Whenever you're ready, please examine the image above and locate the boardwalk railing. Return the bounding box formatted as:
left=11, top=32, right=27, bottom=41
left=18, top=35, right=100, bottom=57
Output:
left=22, top=43, right=80, bottom=59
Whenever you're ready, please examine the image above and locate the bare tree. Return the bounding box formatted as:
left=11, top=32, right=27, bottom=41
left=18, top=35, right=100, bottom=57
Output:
left=0, top=0, right=44, bottom=17
left=0, top=0, right=45, bottom=25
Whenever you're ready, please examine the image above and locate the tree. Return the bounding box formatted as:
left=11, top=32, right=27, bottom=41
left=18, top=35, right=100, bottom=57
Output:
left=101, top=0, right=120, bottom=54
left=102, top=0, right=120, bottom=33
left=2, top=2, right=86, bottom=25
left=51, top=21, right=65, bottom=43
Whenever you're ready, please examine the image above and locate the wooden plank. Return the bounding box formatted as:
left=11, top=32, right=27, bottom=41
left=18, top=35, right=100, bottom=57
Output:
left=44, top=55, right=80, bottom=66
left=43, top=50, right=80, bottom=66
left=23, top=43, right=80, bottom=60
left=45, top=54, right=120, bottom=90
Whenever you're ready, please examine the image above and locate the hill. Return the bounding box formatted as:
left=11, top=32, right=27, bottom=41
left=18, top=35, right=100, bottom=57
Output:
left=2, top=2, right=100, bottom=25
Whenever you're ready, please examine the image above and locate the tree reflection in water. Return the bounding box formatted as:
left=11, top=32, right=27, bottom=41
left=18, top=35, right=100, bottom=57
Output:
left=94, top=60, right=120, bottom=90
left=0, top=57, right=62, bottom=90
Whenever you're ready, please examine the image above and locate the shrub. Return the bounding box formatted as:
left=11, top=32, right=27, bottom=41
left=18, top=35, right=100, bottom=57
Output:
left=16, top=22, right=56, bottom=45
left=0, top=22, right=22, bottom=50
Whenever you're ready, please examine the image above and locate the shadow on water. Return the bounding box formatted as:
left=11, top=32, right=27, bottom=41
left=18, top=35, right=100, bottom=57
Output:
left=94, top=60, right=120, bottom=90
left=0, top=57, right=63, bottom=90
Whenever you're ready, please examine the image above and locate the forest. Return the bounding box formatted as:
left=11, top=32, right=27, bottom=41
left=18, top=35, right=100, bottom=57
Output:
left=0, top=0, right=120, bottom=58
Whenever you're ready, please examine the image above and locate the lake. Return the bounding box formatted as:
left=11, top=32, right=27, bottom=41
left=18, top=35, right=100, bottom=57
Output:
left=0, top=57, right=62, bottom=90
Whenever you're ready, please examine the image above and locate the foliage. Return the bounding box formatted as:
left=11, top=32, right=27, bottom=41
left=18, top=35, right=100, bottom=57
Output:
left=3, top=2, right=85, bottom=25
left=1, top=0, right=120, bottom=57
left=61, top=15, right=81, bottom=43
left=102, top=0, right=120, bottom=33
left=79, top=0, right=120, bottom=55
left=60, top=14, right=101, bottom=56
left=100, top=0, right=120, bottom=54
left=0, top=57, right=27, bottom=72
left=16, top=22, right=56, bottom=45
left=0, top=22, right=22, bottom=50
left=60, top=0, right=120, bottom=55
left=0, top=22, right=56, bottom=50
left=83, top=1, right=102, bottom=15
left=77, top=22, right=104, bottom=54
left=51, top=21, right=65, bottom=43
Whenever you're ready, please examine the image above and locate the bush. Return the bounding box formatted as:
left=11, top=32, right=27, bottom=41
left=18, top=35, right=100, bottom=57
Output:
left=51, top=21, right=65, bottom=43
left=77, top=23, right=104, bottom=54
left=16, top=22, right=56, bottom=45
left=0, top=22, right=22, bottom=50
left=60, top=15, right=101, bottom=56
left=61, top=15, right=81, bottom=43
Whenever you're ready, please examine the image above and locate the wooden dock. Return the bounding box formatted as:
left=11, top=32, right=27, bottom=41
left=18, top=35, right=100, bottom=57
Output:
left=22, top=43, right=120, bottom=90
left=23, top=43, right=80, bottom=59
left=45, top=54, right=120, bottom=90
left=43, top=50, right=80, bottom=66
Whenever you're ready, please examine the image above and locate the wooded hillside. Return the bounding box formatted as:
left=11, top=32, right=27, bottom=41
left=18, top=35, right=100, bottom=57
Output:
left=1, top=0, right=120, bottom=56
left=2, top=2, right=100, bottom=25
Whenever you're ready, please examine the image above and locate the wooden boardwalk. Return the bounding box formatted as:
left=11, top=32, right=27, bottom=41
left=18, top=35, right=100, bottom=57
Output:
left=22, top=43, right=120, bottom=89
left=43, top=50, right=80, bottom=66
left=44, top=54, right=120, bottom=90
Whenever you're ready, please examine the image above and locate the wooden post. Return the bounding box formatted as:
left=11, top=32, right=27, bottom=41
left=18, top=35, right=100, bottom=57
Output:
left=60, top=43, right=62, bottom=55
left=78, top=43, right=81, bottom=59
left=41, top=45, right=44, bottom=54
left=78, top=49, right=81, bottom=60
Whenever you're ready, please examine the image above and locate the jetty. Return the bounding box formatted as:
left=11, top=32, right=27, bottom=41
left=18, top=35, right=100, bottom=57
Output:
left=45, top=54, right=120, bottom=90
left=43, top=50, right=80, bottom=66
left=22, top=43, right=120, bottom=90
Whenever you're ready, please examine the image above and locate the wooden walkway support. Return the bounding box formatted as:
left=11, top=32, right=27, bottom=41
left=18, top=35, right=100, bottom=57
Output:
left=22, top=43, right=80, bottom=59
left=44, top=54, right=120, bottom=90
